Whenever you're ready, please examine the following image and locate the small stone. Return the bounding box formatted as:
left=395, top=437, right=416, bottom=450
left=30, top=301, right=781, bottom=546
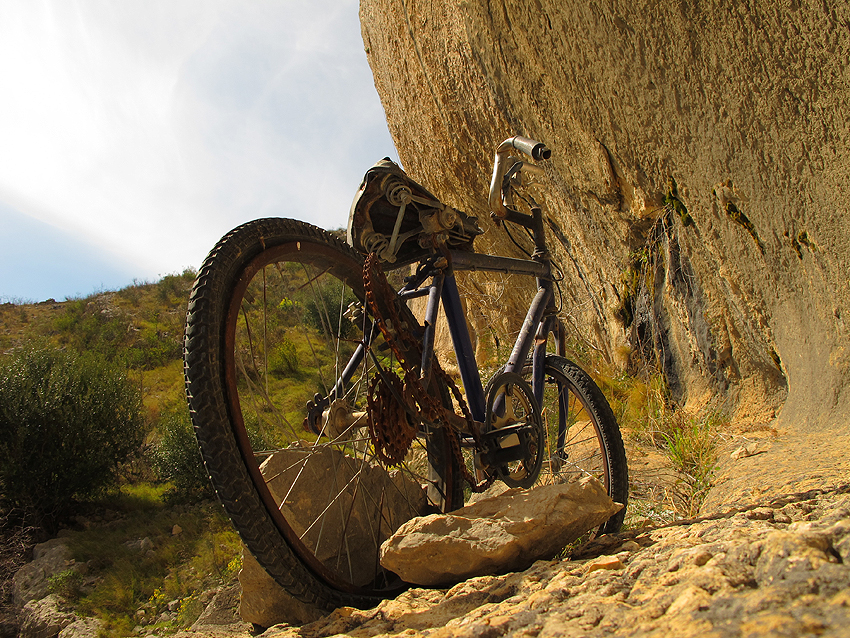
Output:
left=666, top=585, right=712, bottom=615
left=731, top=442, right=761, bottom=460
left=586, top=555, right=625, bottom=574
left=830, top=591, right=850, bottom=607
left=617, top=540, right=641, bottom=552
left=171, top=525, right=182, bottom=536
left=745, top=507, right=774, bottom=520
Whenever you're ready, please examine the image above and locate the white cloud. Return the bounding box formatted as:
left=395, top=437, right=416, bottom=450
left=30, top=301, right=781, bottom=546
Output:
left=0, top=0, right=396, bottom=289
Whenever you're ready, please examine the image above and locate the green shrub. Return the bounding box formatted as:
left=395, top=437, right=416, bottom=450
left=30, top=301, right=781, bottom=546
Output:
left=268, top=335, right=299, bottom=375
left=152, top=408, right=214, bottom=500
left=303, top=281, right=356, bottom=339
left=152, top=407, right=276, bottom=501
left=48, top=569, right=83, bottom=601
left=0, top=342, right=144, bottom=527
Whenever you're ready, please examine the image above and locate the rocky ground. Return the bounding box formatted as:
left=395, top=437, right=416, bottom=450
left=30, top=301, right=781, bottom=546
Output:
left=159, top=483, right=850, bottom=638
left=12, top=424, right=850, bottom=638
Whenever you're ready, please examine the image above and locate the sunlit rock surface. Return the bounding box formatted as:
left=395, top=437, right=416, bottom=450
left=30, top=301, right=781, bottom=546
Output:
left=359, top=0, right=850, bottom=506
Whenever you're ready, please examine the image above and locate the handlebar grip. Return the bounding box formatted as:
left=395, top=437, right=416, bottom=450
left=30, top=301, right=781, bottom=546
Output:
left=509, top=136, right=551, bottom=161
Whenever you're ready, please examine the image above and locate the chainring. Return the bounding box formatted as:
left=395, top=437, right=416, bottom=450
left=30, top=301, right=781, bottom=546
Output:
left=481, top=371, right=544, bottom=488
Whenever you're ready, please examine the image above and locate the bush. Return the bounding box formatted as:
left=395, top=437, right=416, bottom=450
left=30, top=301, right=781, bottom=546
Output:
left=152, top=408, right=214, bottom=500
left=0, top=342, right=144, bottom=527
left=152, top=406, right=277, bottom=502
left=268, top=335, right=299, bottom=375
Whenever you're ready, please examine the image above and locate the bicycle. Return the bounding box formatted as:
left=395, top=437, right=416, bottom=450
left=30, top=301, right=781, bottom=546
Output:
left=183, top=136, right=628, bottom=611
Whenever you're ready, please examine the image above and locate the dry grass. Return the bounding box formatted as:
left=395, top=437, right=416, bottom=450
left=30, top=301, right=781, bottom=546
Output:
left=594, top=363, right=726, bottom=522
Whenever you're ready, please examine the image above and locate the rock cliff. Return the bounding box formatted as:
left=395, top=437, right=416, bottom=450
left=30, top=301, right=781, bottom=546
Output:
left=358, top=1, right=849, bottom=461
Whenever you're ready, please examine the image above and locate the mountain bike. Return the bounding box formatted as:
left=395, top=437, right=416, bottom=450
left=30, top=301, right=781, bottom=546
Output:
left=183, top=136, right=628, bottom=611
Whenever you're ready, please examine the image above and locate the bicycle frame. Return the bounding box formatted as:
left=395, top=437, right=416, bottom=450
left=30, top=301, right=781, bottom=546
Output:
left=326, top=136, right=565, bottom=454
left=329, top=209, right=564, bottom=433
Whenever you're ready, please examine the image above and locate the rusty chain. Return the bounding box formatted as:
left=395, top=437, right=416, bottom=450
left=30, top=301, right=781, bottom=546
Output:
left=363, top=252, right=493, bottom=492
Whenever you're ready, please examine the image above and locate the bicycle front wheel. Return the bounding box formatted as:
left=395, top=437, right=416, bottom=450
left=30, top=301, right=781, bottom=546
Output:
left=513, top=354, right=628, bottom=534
left=183, top=218, right=462, bottom=611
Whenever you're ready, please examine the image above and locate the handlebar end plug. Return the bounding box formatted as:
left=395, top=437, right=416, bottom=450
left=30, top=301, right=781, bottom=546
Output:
left=532, top=144, right=551, bottom=161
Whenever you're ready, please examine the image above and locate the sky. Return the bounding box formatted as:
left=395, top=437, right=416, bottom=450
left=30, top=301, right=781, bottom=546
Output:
left=0, top=0, right=398, bottom=302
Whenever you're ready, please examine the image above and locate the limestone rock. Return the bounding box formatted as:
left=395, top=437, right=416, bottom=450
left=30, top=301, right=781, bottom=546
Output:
left=190, top=583, right=251, bottom=635
left=13, top=539, right=72, bottom=607
left=380, top=476, right=622, bottom=586
left=56, top=618, right=102, bottom=638
left=18, top=595, right=76, bottom=638
left=238, top=546, right=323, bottom=628
left=259, top=446, right=426, bottom=586
left=586, top=555, right=626, bottom=574
left=731, top=442, right=762, bottom=460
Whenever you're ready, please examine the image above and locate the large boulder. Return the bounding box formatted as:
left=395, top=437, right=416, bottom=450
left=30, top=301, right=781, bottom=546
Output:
left=13, top=539, right=73, bottom=608
left=238, top=547, right=323, bottom=628
left=239, top=444, right=428, bottom=627
left=380, top=476, right=622, bottom=586
left=18, top=595, right=76, bottom=638
left=258, top=445, right=427, bottom=588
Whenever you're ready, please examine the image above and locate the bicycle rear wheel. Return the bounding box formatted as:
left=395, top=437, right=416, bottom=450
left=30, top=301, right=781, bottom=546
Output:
left=183, top=218, right=462, bottom=611
left=507, top=354, right=628, bottom=534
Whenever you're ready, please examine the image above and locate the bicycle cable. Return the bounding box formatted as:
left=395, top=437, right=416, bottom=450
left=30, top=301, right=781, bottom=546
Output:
left=502, top=185, right=567, bottom=314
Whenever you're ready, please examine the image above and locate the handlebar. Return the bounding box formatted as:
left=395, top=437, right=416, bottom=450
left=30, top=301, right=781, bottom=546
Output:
left=488, top=136, right=551, bottom=218
left=501, top=135, right=551, bottom=161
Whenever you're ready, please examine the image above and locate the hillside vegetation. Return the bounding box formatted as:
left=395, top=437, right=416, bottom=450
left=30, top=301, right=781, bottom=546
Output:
left=0, top=272, right=243, bottom=637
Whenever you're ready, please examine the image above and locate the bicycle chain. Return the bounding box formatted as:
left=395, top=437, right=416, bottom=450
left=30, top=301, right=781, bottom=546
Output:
left=366, top=370, right=417, bottom=465
left=363, top=252, right=493, bottom=492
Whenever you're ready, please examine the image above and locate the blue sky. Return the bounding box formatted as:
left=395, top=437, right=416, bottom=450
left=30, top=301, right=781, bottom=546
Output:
left=0, top=1, right=397, bottom=302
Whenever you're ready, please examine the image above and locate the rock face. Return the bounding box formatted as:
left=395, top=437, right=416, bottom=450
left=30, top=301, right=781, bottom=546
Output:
left=359, top=1, right=850, bottom=491
left=380, top=477, right=622, bottom=586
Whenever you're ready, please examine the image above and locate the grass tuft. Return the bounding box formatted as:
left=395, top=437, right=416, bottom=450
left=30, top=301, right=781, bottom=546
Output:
left=594, top=363, right=725, bottom=521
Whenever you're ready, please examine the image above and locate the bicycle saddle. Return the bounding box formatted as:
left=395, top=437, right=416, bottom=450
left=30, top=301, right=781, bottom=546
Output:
left=347, top=159, right=482, bottom=265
